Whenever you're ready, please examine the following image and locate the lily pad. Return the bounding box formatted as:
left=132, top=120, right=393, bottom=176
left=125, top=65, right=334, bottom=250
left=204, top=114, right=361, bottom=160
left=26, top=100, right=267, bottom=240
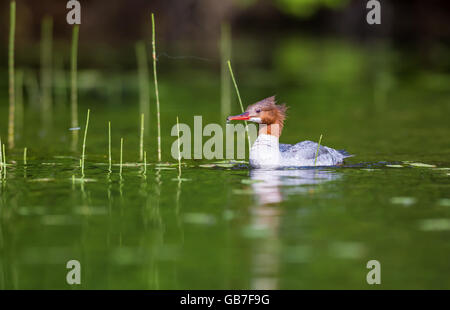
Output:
left=408, top=162, right=436, bottom=168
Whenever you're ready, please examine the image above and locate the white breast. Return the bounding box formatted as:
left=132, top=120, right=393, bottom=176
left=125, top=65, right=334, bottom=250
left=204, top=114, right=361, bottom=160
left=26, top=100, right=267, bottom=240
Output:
left=249, top=134, right=281, bottom=169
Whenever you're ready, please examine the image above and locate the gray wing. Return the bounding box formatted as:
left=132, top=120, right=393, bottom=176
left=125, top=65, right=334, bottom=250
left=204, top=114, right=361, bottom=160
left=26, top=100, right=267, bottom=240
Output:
left=279, top=140, right=351, bottom=166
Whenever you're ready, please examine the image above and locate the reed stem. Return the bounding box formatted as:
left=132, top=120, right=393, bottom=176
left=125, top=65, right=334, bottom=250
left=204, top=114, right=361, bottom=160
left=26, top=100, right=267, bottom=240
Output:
left=143, top=151, right=147, bottom=175
left=71, top=25, right=79, bottom=150
left=120, top=138, right=124, bottom=175
left=220, top=23, right=231, bottom=121
left=314, top=134, right=323, bottom=166
left=15, top=69, right=24, bottom=135
left=2, top=144, right=6, bottom=179
left=227, top=60, right=251, bottom=152
left=41, top=16, right=53, bottom=125
left=136, top=41, right=150, bottom=131
left=151, top=13, right=162, bottom=162
left=140, top=113, right=144, bottom=161
left=81, top=109, right=90, bottom=177
left=0, top=138, right=2, bottom=174
left=24, top=147, right=27, bottom=165
left=108, top=121, right=112, bottom=173
left=8, top=1, right=16, bottom=149
left=176, top=116, right=181, bottom=178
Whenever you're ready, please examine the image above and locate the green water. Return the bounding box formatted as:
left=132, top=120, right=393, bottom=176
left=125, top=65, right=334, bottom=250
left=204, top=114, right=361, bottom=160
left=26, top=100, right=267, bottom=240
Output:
left=0, top=35, right=449, bottom=289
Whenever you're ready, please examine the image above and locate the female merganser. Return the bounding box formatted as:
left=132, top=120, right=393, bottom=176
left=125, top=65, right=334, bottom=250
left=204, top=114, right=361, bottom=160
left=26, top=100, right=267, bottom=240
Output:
left=227, top=96, right=352, bottom=168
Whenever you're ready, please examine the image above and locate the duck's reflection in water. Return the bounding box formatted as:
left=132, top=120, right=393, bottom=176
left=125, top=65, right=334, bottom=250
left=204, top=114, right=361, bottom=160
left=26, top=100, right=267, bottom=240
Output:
left=248, top=169, right=341, bottom=289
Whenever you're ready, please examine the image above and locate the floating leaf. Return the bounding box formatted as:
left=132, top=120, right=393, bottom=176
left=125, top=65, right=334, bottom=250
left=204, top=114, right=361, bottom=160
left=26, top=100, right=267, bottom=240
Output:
left=215, top=163, right=235, bottom=168
left=233, top=188, right=253, bottom=195
left=184, top=213, right=216, bottom=225
left=241, top=179, right=264, bottom=184
left=199, top=164, right=216, bottom=168
left=420, top=219, right=450, bottom=231
left=438, top=199, right=450, bottom=207
left=408, top=162, right=436, bottom=168
left=242, top=224, right=270, bottom=238
left=29, top=178, right=55, bottom=182
left=171, top=178, right=191, bottom=182
left=390, top=197, right=416, bottom=206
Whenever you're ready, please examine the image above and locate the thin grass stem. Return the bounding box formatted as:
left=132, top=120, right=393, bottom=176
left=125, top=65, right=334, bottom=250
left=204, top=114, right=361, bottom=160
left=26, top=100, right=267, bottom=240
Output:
left=136, top=41, right=150, bottom=131
left=24, top=147, right=27, bottom=165
left=176, top=116, right=181, bottom=178
left=108, top=121, right=112, bottom=173
left=220, top=23, right=231, bottom=121
left=227, top=60, right=251, bottom=152
left=8, top=1, right=16, bottom=149
left=2, top=144, right=6, bottom=179
left=151, top=13, right=162, bottom=162
left=144, top=151, right=147, bottom=175
left=140, top=113, right=144, bottom=161
left=41, top=16, right=53, bottom=125
left=120, top=138, right=124, bottom=175
left=71, top=25, right=79, bottom=150
left=81, top=109, right=90, bottom=177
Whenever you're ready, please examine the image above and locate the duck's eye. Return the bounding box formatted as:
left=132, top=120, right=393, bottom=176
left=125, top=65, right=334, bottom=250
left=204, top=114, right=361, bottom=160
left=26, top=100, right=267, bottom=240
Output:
left=256, top=109, right=261, bottom=113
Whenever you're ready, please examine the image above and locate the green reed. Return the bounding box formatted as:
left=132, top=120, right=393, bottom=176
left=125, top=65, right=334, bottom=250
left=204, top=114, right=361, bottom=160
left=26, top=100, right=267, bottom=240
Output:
left=136, top=41, right=150, bottom=132
left=152, top=13, right=162, bottom=162
left=81, top=109, right=90, bottom=177
left=71, top=25, right=79, bottom=150
left=24, top=147, right=27, bottom=165
left=2, top=144, right=6, bottom=179
left=220, top=23, right=231, bottom=121
left=314, top=134, right=323, bottom=166
left=120, top=138, right=124, bottom=175
left=227, top=60, right=251, bottom=152
left=41, top=16, right=53, bottom=124
left=108, top=121, right=112, bottom=173
left=0, top=137, right=3, bottom=175
left=15, top=69, right=24, bottom=135
left=143, top=151, right=147, bottom=175
left=8, top=1, right=16, bottom=149
left=176, top=116, right=182, bottom=178
left=140, top=113, right=145, bottom=161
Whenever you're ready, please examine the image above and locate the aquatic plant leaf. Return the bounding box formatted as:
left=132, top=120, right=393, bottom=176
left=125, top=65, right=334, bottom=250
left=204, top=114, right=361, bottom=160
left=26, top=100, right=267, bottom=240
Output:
left=390, top=197, right=416, bottom=206
left=199, top=164, right=216, bottom=168
left=420, top=219, right=450, bottom=231
left=438, top=199, right=450, bottom=207
left=386, top=164, right=403, bottom=168
left=408, top=162, right=436, bottom=168
left=184, top=213, right=216, bottom=225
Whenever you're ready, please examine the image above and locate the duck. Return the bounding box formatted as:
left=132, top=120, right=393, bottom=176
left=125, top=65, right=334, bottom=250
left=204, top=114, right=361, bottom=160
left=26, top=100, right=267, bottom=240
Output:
left=227, top=96, right=353, bottom=169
